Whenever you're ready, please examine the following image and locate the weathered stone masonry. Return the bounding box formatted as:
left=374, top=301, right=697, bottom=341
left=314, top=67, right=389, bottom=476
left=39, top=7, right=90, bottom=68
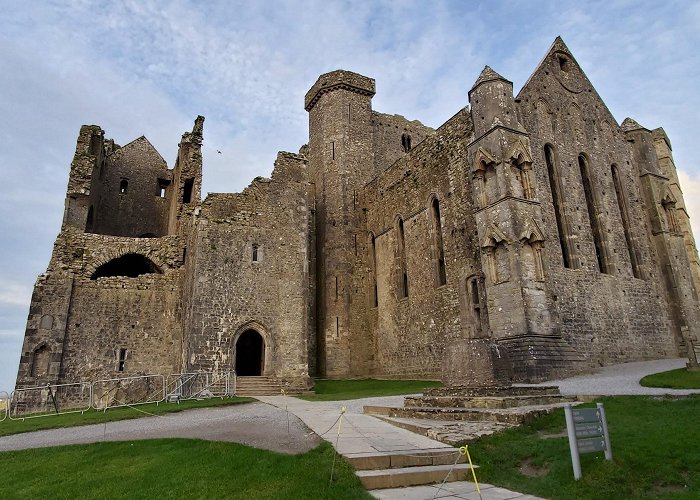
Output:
left=15, top=37, right=700, bottom=392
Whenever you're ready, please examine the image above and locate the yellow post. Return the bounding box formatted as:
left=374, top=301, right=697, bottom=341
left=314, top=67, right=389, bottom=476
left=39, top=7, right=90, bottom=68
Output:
left=460, top=445, right=482, bottom=499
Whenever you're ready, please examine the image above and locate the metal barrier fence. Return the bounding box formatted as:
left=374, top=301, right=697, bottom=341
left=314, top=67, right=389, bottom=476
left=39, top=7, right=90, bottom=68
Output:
left=165, top=371, right=235, bottom=401
left=1, top=371, right=238, bottom=422
left=0, top=391, right=8, bottom=421
left=92, top=374, right=165, bottom=410
left=9, top=382, right=92, bottom=420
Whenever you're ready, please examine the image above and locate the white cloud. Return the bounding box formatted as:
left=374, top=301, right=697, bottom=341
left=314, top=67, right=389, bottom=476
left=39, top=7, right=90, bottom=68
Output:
left=0, top=284, right=33, bottom=307
left=678, top=170, right=700, bottom=242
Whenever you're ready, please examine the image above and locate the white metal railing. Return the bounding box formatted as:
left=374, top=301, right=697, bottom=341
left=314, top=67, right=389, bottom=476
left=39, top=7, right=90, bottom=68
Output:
left=166, top=371, right=235, bottom=400
left=165, top=371, right=236, bottom=401
left=0, top=391, right=8, bottom=421
left=1, top=370, right=237, bottom=423
left=91, top=374, right=165, bottom=410
left=9, top=382, right=92, bottom=420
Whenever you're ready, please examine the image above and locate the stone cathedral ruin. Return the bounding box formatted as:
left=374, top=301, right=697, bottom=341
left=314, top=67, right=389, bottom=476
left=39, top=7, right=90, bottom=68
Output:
left=15, top=38, right=700, bottom=394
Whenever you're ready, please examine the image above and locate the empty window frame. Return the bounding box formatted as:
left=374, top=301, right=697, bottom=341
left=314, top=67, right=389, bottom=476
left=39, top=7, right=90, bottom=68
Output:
left=578, top=154, right=610, bottom=274
left=119, top=178, right=129, bottom=194
left=157, top=178, right=170, bottom=198
left=431, top=198, right=447, bottom=286
left=544, top=145, right=574, bottom=268
left=252, top=243, right=259, bottom=262
left=117, top=348, right=127, bottom=372
left=397, top=218, right=408, bottom=298
left=370, top=233, right=378, bottom=307
left=183, top=178, right=194, bottom=204
left=611, top=164, right=641, bottom=278
left=401, top=133, right=412, bottom=153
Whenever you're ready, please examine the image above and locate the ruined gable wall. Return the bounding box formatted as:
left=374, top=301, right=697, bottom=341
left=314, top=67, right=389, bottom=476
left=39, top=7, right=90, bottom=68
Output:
left=372, top=112, right=434, bottom=174
left=183, top=152, right=312, bottom=387
left=515, top=48, right=676, bottom=365
left=93, top=138, right=172, bottom=237
left=360, top=108, right=478, bottom=377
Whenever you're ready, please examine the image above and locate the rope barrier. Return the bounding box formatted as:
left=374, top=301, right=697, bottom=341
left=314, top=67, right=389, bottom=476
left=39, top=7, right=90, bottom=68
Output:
left=329, top=406, right=346, bottom=486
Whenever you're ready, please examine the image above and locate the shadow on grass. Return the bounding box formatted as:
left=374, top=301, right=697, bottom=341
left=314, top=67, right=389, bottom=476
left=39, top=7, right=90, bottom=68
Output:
left=0, top=439, right=371, bottom=499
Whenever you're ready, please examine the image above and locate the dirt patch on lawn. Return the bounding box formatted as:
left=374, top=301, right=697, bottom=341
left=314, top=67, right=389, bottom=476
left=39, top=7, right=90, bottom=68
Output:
left=519, top=457, right=549, bottom=477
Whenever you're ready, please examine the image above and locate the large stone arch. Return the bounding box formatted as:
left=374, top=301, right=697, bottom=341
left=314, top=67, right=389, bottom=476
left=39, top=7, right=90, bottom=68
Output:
left=85, top=246, right=167, bottom=278
left=230, top=321, right=273, bottom=376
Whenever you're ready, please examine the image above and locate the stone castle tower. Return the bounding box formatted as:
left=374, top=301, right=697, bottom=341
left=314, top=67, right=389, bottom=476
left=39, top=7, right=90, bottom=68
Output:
left=15, top=38, right=700, bottom=392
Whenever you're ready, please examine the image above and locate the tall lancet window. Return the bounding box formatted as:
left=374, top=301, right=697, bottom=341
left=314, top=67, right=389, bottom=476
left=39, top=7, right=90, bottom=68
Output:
left=545, top=144, right=575, bottom=268
left=431, top=198, right=447, bottom=286
left=397, top=218, right=408, bottom=298
left=611, top=165, right=641, bottom=278
left=579, top=154, right=610, bottom=274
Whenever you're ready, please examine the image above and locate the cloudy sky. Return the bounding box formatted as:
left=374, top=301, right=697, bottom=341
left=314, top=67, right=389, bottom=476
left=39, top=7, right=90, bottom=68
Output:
left=1, top=0, right=699, bottom=391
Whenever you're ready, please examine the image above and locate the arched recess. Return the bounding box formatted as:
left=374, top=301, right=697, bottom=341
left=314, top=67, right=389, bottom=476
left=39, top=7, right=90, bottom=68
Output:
left=611, top=164, right=642, bottom=278
left=482, top=224, right=511, bottom=284
left=368, top=231, right=378, bottom=307
left=578, top=153, right=611, bottom=274
left=473, top=147, right=498, bottom=208
left=506, top=139, right=535, bottom=200
left=544, top=144, right=576, bottom=269
left=535, top=98, right=555, bottom=135
left=661, top=191, right=680, bottom=234
left=396, top=216, right=408, bottom=298
left=520, top=220, right=546, bottom=282
left=91, top=253, right=162, bottom=279
left=465, top=273, right=489, bottom=338
left=428, top=195, right=447, bottom=286
left=31, top=344, right=51, bottom=378
left=568, top=103, right=585, bottom=143
left=232, top=321, right=272, bottom=376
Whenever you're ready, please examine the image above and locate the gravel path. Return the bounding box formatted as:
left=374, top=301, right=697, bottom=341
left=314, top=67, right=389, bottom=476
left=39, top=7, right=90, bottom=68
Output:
left=0, top=402, right=320, bottom=454
left=524, top=357, right=700, bottom=396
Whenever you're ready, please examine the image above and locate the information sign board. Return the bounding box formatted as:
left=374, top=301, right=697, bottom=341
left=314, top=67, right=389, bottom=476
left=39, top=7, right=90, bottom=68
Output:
left=564, top=402, right=613, bottom=480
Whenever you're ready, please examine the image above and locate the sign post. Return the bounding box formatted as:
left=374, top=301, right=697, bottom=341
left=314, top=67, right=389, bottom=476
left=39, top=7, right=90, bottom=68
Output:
left=564, top=402, right=612, bottom=480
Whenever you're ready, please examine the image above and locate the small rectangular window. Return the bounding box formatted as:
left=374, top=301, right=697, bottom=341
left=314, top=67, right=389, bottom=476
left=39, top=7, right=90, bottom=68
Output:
left=118, top=348, right=127, bottom=372
left=119, top=178, right=129, bottom=194
left=183, top=178, right=194, bottom=204
left=157, top=178, right=170, bottom=198
left=252, top=243, right=259, bottom=262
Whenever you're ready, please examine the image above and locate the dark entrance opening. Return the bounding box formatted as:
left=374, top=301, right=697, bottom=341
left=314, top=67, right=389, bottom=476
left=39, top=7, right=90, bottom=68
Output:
left=235, top=329, right=264, bottom=376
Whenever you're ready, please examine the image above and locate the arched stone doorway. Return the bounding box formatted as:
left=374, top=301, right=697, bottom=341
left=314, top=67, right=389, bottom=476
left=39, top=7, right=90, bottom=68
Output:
left=235, top=329, right=265, bottom=376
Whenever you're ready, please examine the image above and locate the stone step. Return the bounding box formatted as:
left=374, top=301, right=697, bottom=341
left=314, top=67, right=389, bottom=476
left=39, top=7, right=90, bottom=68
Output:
left=234, top=376, right=284, bottom=396
left=374, top=416, right=517, bottom=446
left=355, top=463, right=474, bottom=489
left=347, top=448, right=466, bottom=471
left=423, top=385, right=561, bottom=398
left=405, top=394, right=576, bottom=409
left=364, top=402, right=568, bottom=425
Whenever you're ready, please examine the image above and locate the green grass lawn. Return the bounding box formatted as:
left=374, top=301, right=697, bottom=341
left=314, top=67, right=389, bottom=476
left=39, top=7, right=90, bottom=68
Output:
left=0, top=397, right=254, bottom=437
left=640, top=368, right=700, bottom=389
left=472, top=395, right=700, bottom=499
left=0, top=439, right=370, bottom=500
left=301, top=378, right=442, bottom=401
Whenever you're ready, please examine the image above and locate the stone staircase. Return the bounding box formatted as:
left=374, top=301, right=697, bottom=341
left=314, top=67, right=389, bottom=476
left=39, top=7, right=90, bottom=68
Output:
left=234, top=376, right=283, bottom=396
left=347, top=448, right=474, bottom=489
left=364, top=385, right=578, bottom=446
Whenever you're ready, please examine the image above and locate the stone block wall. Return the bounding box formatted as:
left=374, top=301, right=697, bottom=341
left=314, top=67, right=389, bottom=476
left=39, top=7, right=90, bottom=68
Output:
left=361, top=109, right=477, bottom=378
left=182, top=152, right=312, bottom=388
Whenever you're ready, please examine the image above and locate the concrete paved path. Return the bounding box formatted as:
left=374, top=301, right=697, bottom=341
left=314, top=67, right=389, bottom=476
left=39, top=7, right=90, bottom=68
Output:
left=257, top=395, right=540, bottom=499
left=524, top=357, right=700, bottom=396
